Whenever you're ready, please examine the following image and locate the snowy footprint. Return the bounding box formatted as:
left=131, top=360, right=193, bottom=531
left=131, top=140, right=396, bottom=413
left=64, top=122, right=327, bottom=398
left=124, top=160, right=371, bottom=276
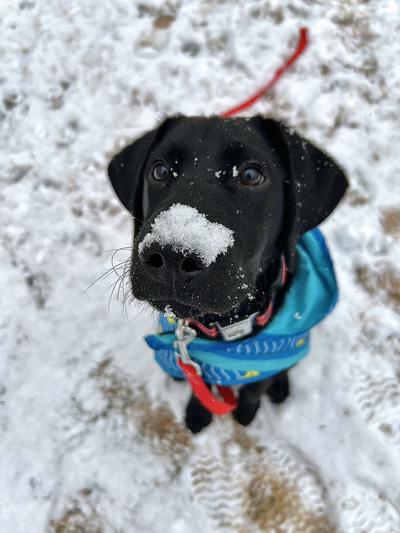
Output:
left=353, top=369, right=400, bottom=453
left=188, top=424, right=333, bottom=532
left=337, top=484, right=400, bottom=533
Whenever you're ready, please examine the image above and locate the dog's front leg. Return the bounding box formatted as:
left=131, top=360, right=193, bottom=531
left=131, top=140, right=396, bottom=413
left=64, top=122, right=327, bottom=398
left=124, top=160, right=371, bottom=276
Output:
left=233, top=372, right=291, bottom=427
left=185, top=393, right=213, bottom=434
left=233, top=379, right=269, bottom=426
left=265, top=372, right=290, bottom=404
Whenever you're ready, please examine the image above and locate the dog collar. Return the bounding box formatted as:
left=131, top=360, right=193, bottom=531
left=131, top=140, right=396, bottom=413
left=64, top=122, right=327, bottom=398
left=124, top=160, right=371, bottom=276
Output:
left=183, top=255, right=287, bottom=342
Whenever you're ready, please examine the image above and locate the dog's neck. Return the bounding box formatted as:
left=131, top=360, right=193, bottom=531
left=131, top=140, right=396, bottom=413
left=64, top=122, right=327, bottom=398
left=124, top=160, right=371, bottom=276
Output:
left=198, top=246, right=288, bottom=330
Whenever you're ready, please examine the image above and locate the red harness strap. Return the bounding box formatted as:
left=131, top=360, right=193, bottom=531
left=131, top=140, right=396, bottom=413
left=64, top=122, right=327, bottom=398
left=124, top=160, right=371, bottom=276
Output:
left=186, top=319, right=218, bottom=338
left=255, top=301, right=273, bottom=327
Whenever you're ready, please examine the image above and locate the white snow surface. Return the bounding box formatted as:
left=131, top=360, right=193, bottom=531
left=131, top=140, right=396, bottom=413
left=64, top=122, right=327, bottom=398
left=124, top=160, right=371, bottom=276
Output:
left=1, top=1, right=400, bottom=532
left=138, top=203, right=234, bottom=266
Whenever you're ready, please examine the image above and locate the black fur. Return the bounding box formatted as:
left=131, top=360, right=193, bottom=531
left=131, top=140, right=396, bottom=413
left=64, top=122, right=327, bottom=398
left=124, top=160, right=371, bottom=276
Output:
left=108, top=116, right=348, bottom=433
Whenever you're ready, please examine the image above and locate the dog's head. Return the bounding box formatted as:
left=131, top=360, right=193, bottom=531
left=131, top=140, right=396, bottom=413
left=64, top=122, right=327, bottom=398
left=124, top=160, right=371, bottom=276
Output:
left=108, top=116, right=347, bottom=319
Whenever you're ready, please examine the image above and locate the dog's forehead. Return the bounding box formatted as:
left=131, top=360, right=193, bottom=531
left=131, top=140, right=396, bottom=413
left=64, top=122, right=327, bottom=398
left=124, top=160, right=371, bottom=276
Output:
left=155, top=116, right=267, bottom=158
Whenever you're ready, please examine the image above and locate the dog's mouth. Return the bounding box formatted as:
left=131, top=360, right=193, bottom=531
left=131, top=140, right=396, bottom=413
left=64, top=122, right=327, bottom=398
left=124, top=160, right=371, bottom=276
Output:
left=140, top=284, right=249, bottom=318
left=145, top=290, right=239, bottom=319
left=147, top=298, right=204, bottom=319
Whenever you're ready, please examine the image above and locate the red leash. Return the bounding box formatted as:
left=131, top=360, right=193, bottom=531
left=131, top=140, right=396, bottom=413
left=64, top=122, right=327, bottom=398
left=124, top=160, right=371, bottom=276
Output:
left=178, top=359, right=237, bottom=415
left=177, top=28, right=309, bottom=417
left=221, top=27, right=309, bottom=118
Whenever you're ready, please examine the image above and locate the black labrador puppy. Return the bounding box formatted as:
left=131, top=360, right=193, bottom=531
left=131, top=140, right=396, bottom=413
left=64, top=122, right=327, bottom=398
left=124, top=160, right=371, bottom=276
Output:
left=108, top=116, right=347, bottom=433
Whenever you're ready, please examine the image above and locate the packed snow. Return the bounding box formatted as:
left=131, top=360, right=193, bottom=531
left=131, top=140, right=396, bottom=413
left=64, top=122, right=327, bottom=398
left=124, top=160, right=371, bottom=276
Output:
left=1, top=1, right=400, bottom=532
left=138, top=203, right=234, bottom=266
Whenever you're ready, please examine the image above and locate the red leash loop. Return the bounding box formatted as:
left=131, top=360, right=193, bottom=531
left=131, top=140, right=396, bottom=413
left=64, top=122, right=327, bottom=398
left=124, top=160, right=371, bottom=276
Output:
left=178, top=358, right=237, bottom=415
left=220, top=27, right=309, bottom=118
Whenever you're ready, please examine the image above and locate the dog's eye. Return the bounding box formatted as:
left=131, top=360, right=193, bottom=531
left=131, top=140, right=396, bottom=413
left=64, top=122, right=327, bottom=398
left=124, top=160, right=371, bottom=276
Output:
left=239, top=166, right=264, bottom=186
left=151, top=163, right=170, bottom=182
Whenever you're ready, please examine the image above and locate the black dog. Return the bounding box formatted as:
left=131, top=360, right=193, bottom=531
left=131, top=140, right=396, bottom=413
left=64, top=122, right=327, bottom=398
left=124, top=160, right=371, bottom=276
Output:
left=108, top=116, right=347, bottom=433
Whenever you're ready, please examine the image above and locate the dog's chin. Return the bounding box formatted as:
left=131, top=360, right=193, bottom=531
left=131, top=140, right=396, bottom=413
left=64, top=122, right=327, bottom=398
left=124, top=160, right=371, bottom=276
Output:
left=131, top=279, right=250, bottom=319
left=138, top=294, right=240, bottom=319
left=147, top=298, right=237, bottom=319
left=148, top=299, right=204, bottom=319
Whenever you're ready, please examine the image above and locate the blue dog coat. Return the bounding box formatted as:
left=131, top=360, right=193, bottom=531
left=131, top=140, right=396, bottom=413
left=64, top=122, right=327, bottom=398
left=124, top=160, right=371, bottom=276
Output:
left=145, top=228, right=338, bottom=386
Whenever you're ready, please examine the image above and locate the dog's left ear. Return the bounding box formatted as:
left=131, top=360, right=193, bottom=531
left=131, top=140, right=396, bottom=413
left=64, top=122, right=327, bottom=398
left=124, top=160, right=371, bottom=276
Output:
left=257, top=118, right=348, bottom=268
left=107, top=128, right=160, bottom=219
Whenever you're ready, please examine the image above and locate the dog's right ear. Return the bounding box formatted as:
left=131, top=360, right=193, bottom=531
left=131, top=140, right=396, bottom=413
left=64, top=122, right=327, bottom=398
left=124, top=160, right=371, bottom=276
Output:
left=255, top=117, right=348, bottom=270
left=107, top=127, right=161, bottom=217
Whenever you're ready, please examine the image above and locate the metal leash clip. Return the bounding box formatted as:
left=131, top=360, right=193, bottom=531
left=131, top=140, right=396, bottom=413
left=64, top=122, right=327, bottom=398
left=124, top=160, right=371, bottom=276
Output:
left=174, top=319, right=201, bottom=375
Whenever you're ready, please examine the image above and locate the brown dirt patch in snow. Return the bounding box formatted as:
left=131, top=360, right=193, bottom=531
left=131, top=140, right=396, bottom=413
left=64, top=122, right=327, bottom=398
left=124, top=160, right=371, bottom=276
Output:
left=356, top=264, right=400, bottom=311
left=49, top=489, right=103, bottom=533
left=137, top=401, right=193, bottom=462
left=347, top=189, right=371, bottom=207
left=333, top=5, right=378, bottom=47
left=381, top=208, right=400, bottom=239
left=86, top=359, right=193, bottom=472
left=244, top=471, right=335, bottom=533
left=153, top=13, right=175, bottom=29
left=226, top=422, right=257, bottom=451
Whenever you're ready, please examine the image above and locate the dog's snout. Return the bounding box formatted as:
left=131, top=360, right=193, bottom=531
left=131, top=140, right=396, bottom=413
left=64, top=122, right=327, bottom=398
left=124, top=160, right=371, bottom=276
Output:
left=139, top=245, right=207, bottom=282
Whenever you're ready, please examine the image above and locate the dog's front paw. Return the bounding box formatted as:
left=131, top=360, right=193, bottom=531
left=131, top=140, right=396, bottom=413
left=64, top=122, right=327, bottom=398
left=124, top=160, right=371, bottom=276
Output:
left=266, top=374, right=290, bottom=404
left=185, top=395, right=213, bottom=434
left=232, top=400, right=260, bottom=427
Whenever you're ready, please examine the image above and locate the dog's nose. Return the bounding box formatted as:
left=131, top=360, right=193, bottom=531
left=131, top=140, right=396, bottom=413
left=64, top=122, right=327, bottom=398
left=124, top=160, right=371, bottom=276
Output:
left=139, top=245, right=207, bottom=281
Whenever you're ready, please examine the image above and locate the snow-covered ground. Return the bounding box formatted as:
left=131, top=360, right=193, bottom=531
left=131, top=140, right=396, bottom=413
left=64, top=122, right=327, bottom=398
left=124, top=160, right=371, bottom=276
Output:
left=1, top=1, right=400, bottom=531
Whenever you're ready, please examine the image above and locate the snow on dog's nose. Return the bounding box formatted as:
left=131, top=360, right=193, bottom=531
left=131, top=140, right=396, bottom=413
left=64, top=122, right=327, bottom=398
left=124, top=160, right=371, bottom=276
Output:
left=138, top=203, right=235, bottom=268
